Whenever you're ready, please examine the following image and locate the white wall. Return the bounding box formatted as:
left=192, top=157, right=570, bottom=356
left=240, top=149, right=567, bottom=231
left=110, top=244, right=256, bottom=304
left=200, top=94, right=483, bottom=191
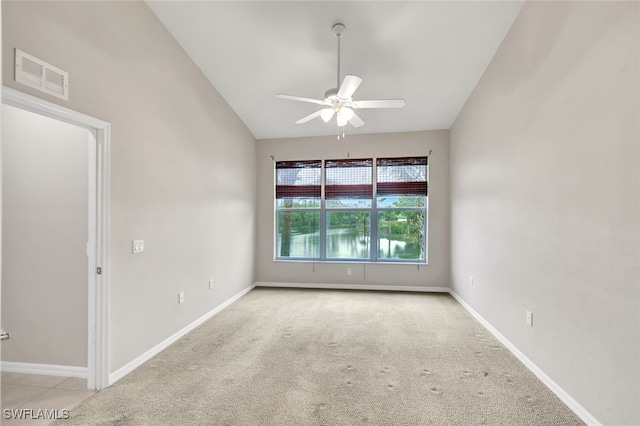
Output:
left=2, top=1, right=257, bottom=373
left=256, top=130, right=449, bottom=288
left=450, top=2, right=639, bottom=425
left=2, top=105, right=89, bottom=367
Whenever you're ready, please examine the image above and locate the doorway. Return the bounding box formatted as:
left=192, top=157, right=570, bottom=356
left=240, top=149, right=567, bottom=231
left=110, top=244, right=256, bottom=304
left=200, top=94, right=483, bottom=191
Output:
left=1, top=87, right=110, bottom=391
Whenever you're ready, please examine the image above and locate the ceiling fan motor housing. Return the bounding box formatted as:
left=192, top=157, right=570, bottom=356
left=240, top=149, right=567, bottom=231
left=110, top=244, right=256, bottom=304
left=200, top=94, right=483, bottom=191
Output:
left=324, top=88, right=339, bottom=101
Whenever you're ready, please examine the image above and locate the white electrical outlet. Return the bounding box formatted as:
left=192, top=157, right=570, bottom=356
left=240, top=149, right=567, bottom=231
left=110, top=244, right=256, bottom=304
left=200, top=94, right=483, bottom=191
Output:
left=132, top=240, right=144, bottom=253
left=209, top=279, right=214, bottom=289
left=470, top=276, right=474, bottom=286
left=526, top=310, right=533, bottom=327
left=179, top=291, right=184, bottom=304
left=347, top=268, right=352, bottom=276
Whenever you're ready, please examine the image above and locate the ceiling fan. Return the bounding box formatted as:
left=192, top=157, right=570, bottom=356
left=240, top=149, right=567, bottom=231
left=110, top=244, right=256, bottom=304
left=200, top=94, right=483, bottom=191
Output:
left=276, top=23, right=405, bottom=135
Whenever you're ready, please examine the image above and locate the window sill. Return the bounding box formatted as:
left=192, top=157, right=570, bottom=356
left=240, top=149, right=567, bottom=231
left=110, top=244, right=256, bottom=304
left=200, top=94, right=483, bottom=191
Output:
left=273, top=259, right=428, bottom=266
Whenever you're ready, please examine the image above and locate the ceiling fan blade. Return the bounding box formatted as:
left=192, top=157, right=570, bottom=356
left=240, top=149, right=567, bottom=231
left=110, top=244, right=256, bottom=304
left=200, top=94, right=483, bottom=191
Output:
left=295, top=110, right=323, bottom=124
left=276, top=94, right=327, bottom=105
left=351, top=99, right=406, bottom=109
left=349, top=112, right=365, bottom=128
left=337, top=75, right=363, bottom=99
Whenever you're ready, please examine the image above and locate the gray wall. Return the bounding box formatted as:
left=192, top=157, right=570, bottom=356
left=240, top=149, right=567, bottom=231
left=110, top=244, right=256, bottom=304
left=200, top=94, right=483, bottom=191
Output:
left=450, top=2, right=639, bottom=425
left=256, top=130, right=450, bottom=288
left=2, top=1, right=257, bottom=373
left=1, top=1, right=4, bottom=378
left=2, top=105, right=89, bottom=367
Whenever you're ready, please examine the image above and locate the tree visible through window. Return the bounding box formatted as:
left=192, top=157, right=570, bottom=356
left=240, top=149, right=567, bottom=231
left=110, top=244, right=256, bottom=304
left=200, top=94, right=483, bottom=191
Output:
left=376, top=157, right=428, bottom=261
left=275, top=161, right=321, bottom=258
left=275, top=156, right=428, bottom=262
left=325, top=159, right=372, bottom=260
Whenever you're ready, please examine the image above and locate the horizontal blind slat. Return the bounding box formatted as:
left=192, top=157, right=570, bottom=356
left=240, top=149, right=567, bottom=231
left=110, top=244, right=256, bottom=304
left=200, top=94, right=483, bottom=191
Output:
left=276, top=185, right=321, bottom=199
left=325, top=184, right=373, bottom=199
left=275, top=160, right=322, bottom=169
left=376, top=157, right=427, bottom=167
left=376, top=181, right=427, bottom=196
left=326, top=158, right=372, bottom=168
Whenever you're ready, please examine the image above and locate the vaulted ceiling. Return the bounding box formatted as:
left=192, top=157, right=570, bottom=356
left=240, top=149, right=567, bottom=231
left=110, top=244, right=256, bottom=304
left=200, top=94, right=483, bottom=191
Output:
left=147, top=1, right=524, bottom=140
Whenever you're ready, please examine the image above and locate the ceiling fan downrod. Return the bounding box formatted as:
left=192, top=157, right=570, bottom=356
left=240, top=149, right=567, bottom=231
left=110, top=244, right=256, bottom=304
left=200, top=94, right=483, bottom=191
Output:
left=333, top=23, right=345, bottom=90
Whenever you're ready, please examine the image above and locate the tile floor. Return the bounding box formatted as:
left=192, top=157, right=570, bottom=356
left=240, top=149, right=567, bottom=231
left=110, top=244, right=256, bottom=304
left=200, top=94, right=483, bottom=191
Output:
left=1, top=373, right=94, bottom=425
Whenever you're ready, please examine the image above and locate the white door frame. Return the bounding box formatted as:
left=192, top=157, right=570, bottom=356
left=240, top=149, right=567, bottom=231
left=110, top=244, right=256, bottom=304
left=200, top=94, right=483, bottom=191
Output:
left=2, top=86, right=110, bottom=390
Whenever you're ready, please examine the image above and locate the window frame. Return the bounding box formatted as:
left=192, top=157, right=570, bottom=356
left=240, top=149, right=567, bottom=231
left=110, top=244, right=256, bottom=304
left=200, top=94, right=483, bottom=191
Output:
left=274, top=157, right=428, bottom=264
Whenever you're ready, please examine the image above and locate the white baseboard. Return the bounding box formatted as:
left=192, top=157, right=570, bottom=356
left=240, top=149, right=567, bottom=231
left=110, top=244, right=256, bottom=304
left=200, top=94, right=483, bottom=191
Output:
left=255, top=281, right=450, bottom=293
left=1, top=361, right=87, bottom=378
left=108, top=284, right=255, bottom=386
left=449, top=290, right=601, bottom=426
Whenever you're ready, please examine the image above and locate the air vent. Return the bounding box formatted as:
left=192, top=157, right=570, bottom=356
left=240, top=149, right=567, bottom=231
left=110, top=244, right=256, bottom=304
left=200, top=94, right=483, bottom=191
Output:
left=15, top=49, right=68, bottom=100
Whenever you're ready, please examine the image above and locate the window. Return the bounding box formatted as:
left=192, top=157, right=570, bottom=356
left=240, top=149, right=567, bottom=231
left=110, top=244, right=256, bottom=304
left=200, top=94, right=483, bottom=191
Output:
left=325, top=159, right=372, bottom=260
left=376, top=157, right=428, bottom=261
left=275, top=161, right=321, bottom=258
left=275, top=156, right=428, bottom=263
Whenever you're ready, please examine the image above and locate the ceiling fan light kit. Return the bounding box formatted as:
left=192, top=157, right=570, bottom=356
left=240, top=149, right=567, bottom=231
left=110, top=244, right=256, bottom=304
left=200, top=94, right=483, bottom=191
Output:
left=276, top=22, right=406, bottom=138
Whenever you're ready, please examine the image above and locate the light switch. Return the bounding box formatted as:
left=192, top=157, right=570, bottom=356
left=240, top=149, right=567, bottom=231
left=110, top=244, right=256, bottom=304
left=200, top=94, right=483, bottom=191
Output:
left=132, top=240, right=144, bottom=253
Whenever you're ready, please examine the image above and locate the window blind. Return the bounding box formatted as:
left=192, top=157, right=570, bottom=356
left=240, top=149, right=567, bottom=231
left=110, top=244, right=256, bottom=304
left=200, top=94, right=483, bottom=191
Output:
left=376, top=157, right=428, bottom=196
left=275, top=160, right=322, bottom=199
left=325, top=159, right=373, bottom=199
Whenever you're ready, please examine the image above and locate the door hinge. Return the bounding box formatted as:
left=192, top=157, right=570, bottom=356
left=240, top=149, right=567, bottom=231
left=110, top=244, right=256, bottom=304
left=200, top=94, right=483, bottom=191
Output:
left=97, top=267, right=102, bottom=275
left=0, top=328, right=10, bottom=341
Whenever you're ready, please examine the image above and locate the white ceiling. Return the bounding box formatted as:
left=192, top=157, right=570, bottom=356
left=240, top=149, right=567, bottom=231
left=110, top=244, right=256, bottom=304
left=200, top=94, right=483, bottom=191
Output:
left=147, top=1, right=524, bottom=140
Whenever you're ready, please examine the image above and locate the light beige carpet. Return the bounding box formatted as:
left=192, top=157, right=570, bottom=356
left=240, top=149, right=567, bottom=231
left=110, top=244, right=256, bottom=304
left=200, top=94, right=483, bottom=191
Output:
left=56, top=288, right=583, bottom=425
